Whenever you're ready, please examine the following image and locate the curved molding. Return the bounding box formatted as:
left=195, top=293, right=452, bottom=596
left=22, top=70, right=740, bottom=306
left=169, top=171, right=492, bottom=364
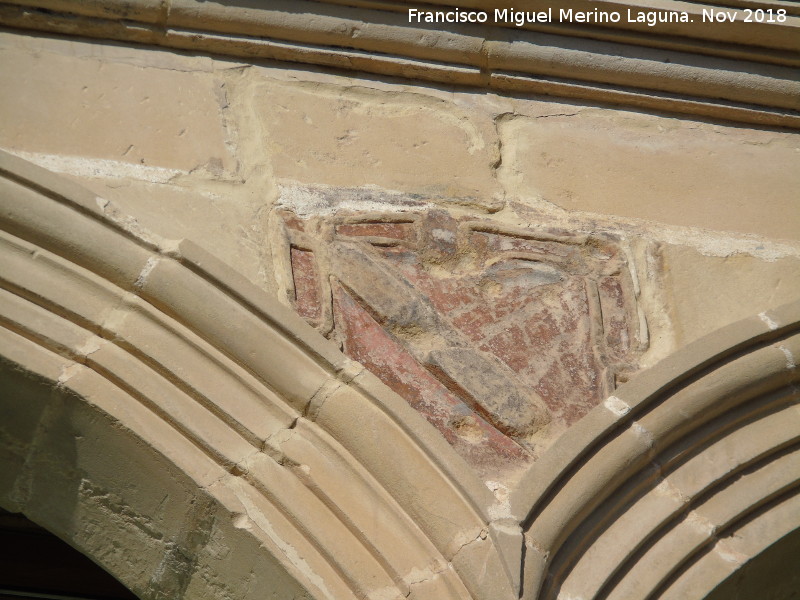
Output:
left=512, top=296, right=800, bottom=598
left=0, top=0, right=798, bottom=128
left=0, top=150, right=511, bottom=599
left=1, top=150, right=798, bottom=599
left=0, top=355, right=324, bottom=600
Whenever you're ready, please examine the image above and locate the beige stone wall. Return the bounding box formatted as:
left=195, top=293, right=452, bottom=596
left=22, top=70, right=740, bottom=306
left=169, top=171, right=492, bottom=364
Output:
left=2, top=31, right=797, bottom=366
left=1, top=20, right=799, bottom=600
left=2, top=146, right=797, bottom=600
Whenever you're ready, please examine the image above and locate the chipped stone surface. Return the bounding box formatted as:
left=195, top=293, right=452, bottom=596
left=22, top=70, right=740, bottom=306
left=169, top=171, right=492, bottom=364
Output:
left=257, top=80, right=501, bottom=202
left=496, top=110, right=800, bottom=241
left=663, top=245, right=800, bottom=345
left=332, top=283, right=532, bottom=483
left=272, top=201, right=647, bottom=483
left=1, top=15, right=800, bottom=600
left=2, top=29, right=797, bottom=319
left=0, top=37, right=234, bottom=173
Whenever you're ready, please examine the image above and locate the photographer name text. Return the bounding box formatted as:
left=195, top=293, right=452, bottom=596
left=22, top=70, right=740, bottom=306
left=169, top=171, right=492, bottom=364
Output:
left=408, top=7, right=788, bottom=27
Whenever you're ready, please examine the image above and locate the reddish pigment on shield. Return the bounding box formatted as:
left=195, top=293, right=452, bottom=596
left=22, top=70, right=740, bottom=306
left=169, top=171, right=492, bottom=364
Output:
left=336, top=221, right=414, bottom=240
left=332, top=282, right=532, bottom=480
left=290, top=247, right=322, bottom=321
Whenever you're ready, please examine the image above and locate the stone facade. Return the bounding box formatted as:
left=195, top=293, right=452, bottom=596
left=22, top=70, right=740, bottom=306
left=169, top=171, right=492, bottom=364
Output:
left=0, top=2, right=798, bottom=599
left=273, top=200, right=647, bottom=485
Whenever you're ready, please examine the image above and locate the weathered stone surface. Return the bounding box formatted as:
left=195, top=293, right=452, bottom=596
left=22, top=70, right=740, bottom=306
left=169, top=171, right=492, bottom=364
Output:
left=496, top=109, right=800, bottom=240
left=427, top=348, right=546, bottom=439
left=273, top=204, right=647, bottom=482
left=332, top=283, right=532, bottom=483
left=1, top=18, right=799, bottom=600
left=257, top=80, right=501, bottom=201
left=0, top=33, right=234, bottom=173
left=69, top=181, right=274, bottom=293
left=663, top=245, right=800, bottom=345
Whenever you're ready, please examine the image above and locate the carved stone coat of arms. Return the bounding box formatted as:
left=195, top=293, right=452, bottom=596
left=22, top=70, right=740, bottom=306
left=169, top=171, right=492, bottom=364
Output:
left=272, top=191, right=647, bottom=483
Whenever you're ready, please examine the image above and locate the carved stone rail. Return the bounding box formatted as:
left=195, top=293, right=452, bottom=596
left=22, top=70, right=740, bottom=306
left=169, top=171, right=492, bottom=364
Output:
left=1, top=0, right=798, bottom=127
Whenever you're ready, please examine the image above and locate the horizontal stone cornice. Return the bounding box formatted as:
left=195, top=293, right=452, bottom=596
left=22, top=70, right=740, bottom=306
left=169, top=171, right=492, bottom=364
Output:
left=1, top=0, right=798, bottom=127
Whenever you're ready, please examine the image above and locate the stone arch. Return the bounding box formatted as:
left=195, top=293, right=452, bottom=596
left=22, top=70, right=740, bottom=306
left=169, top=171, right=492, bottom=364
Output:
left=1, top=149, right=798, bottom=600
left=512, top=294, right=800, bottom=599
left=0, top=150, right=510, bottom=600
left=1, top=358, right=315, bottom=599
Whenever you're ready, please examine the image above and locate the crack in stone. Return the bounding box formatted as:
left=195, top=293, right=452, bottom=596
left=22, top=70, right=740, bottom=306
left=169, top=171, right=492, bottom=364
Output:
left=403, top=561, right=449, bottom=598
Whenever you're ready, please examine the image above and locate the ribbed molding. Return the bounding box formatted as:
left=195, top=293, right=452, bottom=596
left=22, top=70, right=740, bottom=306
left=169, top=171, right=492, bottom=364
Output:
left=1, top=151, right=798, bottom=599
left=512, top=299, right=800, bottom=599
left=0, top=150, right=507, bottom=600
left=0, top=0, right=798, bottom=127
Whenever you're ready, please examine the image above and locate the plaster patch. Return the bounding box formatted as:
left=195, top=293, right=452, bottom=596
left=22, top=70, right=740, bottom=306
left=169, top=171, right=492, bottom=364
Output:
left=102, top=295, right=136, bottom=333
left=364, top=585, right=405, bottom=600
left=57, top=362, right=83, bottom=385
left=654, top=478, right=687, bottom=504
left=230, top=479, right=336, bottom=600
left=403, top=561, right=449, bottom=596
left=620, top=220, right=800, bottom=262
left=231, top=513, right=252, bottom=530
left=631, top=421, right=653, bottom=444
left=336, top=359, right=364, bottom=385
left=135, top=256, right=160, bottom=289
left=76, top=336, right=104, bottom=358
left=759, top=311, right=780, bottom=331
left=432, top=228, right=456, bottom=243
left=7, top=150, right=185, bottom=183
left=622, top=241, right=640, bottom=296
left=486, top=480, right=512, bottom=519
left=714, top=539, right=747, bottom=565
left=277, top=182, right=433, bottom=217
left=778, top=345, right=796, bottom=370
left=604, top=395, right=630, bottom=417
left=686, top=510, right=716, bottom=536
